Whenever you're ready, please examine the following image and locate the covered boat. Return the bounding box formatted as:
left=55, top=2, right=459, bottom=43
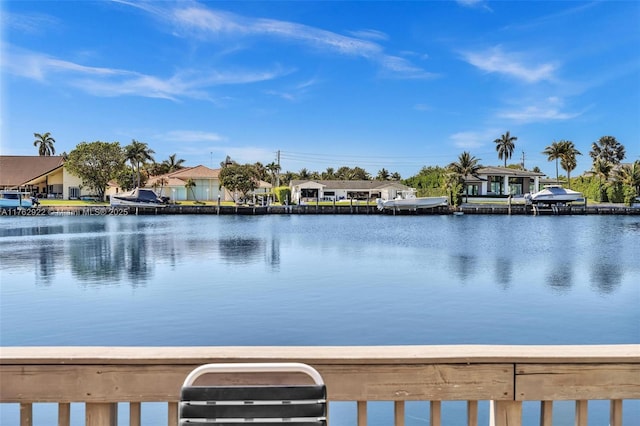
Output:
left=0, top=190, right=36, bottom=209
left=377, top=189, right=448, bottom=211
left=110, top=188, right=166, bottom=207
left=526, top=185, right=583, bottom=204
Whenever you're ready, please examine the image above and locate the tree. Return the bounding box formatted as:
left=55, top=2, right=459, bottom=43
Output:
left=321, top=167, right=335, bottom=180
left=265, top=162, right=281, bottom=186
left=390, top=172, right=402, bottom=181
left=448, top=151, right=481, bottom=203
left=589, top=136, right=625, bottom=166
left=219, top=163, right=259, bottom=203
left=162, top=154, right=185, bottom=173
left=616, top=160, right=640, bottom=206
left=376, top=168, right=390, bottom=181
left=64, top=141, right=125, bottom=201
left=593, top=158, right=613, bottom=202
left=184, top=178, right=197, bottom=201
left=33, top=132, right=56, bottom=156
left=124, top=140, right=155, bottom=188
left=494, top=131, right=517, bottom=168
left=558, top=140, right=582, bottom=188
left=542, top=141, right=566, bottom=185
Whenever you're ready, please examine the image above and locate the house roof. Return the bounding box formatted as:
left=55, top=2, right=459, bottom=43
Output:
left=476, top=166, right=545, bottom=177
left=147, top=165, right=220, bottom=187
left=290, top=179, right=409, bottom=190
left=0, top=156, right=65, bottom=188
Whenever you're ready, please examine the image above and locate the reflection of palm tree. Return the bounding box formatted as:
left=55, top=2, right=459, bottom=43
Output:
left=33, top=132, right=56, bottom=156
left=185, top=178, right=197, bottom=201
left=494, top=131, right=517, bottom=167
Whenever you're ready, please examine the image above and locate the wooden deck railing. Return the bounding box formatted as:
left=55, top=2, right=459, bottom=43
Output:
left=1, top=345, right=639, bottom=426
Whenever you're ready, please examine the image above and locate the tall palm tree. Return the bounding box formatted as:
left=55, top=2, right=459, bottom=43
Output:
left=592, top=158, right=613, bottom=202
left=494, top=131, right=517, bottom=168
left=542, top=141, right=566, bottom=185
left=265, top=161, right=281, bottom=187
left=448, top=151, right=481, bottom=202
left=589, top=136, right=625, bottom=166
left=125, top=140, right=155, bottom=188
left=184, top=178, right=197, bottom=201
left=162, top=154, right=185, bottom=173
left=558, top=140, right=582, bottom=189
left=376, top=168, right=390, bottom=181
left=616, top=160, right=640, bottom=200
left=33, top=132, right=56, bottom=156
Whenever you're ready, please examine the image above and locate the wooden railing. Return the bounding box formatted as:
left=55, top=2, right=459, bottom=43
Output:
left=1, top=345, right=639, bottom=426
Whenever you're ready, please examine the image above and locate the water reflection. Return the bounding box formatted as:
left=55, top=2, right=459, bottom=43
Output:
left=590, top=262, right=623, bottom=295
left=218, top=237, right=264, bottom=264
left=449, top=254, right=476, bottom=282
left=545, top=262, right=573, bottom=294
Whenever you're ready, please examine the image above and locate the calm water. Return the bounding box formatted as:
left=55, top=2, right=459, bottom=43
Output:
left=1, top=214, right=639, bottom=425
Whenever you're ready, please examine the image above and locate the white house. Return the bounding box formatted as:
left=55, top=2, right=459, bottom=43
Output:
left=289, top=180, right=410, bottom=204
left=463, top=167, right=545, bottom=196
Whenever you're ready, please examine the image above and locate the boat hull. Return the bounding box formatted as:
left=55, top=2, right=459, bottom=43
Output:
left=377, top=196, right=448, bottom=210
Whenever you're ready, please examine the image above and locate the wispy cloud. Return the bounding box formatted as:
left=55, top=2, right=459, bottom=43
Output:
left=497, top=97, right=582, bottom=123
left=1, top=44, right=288, bottom=100
left=456, top=0, right=493, bottom=12
left=449, top=129, right=497, bottom=150
left=124, top=0, right=435, bottom=79
left=1, top=11, right=60, bottom=34
left=159, top=130, right=226, bottom=143
left=461, top=46, right=557, bottom=83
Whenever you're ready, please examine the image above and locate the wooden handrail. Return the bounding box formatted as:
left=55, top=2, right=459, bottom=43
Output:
left=1, top=345, right=639, bottom=426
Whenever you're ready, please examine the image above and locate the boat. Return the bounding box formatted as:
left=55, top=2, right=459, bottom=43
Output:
left=526, top=185, right=584, bottom=204
left=0, top=190, right=36, bottom=209
left=110, top=188, right=167, bottom=208
left=376, top=189, right=448, bottom=211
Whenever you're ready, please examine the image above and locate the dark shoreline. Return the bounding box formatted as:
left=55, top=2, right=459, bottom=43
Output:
left=5, top=203, right=638, bottom=216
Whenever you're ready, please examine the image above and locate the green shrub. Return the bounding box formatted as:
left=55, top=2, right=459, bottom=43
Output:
left=273, top=186, right=291, bottom=204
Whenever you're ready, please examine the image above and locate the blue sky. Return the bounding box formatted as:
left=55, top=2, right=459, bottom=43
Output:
left=1, top=0, right=639, bottom=178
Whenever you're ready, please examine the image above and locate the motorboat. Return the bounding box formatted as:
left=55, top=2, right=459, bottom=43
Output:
left=110, top=188, right=167, bottom=207
left=377, top=189, right=448, bottom=211
left=525, top=185, right=583, bottom=204
left=0, top=190, right=36, bottom=209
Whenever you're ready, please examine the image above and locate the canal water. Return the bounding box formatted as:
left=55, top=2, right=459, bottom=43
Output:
left=1, top=214, right=639, bottom=425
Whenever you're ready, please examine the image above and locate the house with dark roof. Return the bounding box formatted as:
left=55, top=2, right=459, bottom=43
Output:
left=0, top=156, right=83, bottom=198
left=463, top=166, right=545, bottom=196
left=289, top=180, right=410, bottom=203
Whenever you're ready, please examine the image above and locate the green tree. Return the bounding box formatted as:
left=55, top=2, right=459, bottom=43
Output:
left=162, top=154, right=185, bottom=173
left=65, top=141, right=126, bottom=201
left=589, top=136, right=625, bottom=166
left=494, top=131, right=517, bottom=168
left=33, top=132, right=56, bottom=156
left=558, top=140, right=582, bottom=188
left=448, top=151, right=481, bottom=203
left=124, top=140, right=155, bottom=188
left=616, top=160, right=640, bottom=205
left=321, top=167, right=335, bottom=180
left=265, top=161, right=281, bottom=186
left=390, top=172, right=402, bottom=181
left=219, top=163, right=259, bottom=203
left=404, top=166, right=447, bottom=196
left=184, top=178, right=197, bottom=201
left=542, top=141, right=566, bottom=185
left=592, top=158, right=613, bottom=202
left=376, top=168, right=390, bottom=181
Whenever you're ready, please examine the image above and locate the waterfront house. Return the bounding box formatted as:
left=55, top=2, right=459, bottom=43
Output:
left=290, top=180, right=410, bottom=203
left=146, top=165, right=223, bottom=202
left=463, top=167, right=545, bottom=196
left=0, top=155, right=87, bottom=199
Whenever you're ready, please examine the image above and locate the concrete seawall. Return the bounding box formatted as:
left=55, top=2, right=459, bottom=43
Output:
left=27, top=204, right=640, bottom=216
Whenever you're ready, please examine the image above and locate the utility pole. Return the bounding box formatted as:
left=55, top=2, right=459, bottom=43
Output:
left=276, top=150, right=281, bottom=187
left=521, top=151, right=525, bottom=170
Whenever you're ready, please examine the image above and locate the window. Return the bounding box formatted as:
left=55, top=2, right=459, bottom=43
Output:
left=69, top=187, right=80, bottom=199
left=489, top=176, right=502, bottom=194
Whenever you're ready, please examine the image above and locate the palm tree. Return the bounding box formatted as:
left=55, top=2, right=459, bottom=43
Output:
left=616, top=160, right=640, bottom=205
left=265, top=161, right=281, bottom=187
left=156, top=177, right=169, bottom=197
left=162, top=154, right=185, bottom=173
left=184, top=178, right=197, bottom=201
left=448, top=151, right=481, bottom=202
left=589, top=136, right=625, bottom=166
left=558, top=140, right=582, bottom=188
left=376, top=168, right=390, bottom=181
left=592, top=158, right=613, bottom=202
left=125, top=140, right=155, bottom=188
left=321, top=167, right=335, bottom=180
left=494, top=131, right=517, bottom=168
left=543, top=141, right=566, bottom=185
left=33, top=132, right=56, bottom=156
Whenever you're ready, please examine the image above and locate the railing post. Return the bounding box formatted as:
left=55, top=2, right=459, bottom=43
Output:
left=492, top=401, right=522, bottom=426
left=357, top=401, right=367, bottom=426
left=20, top=402, right=32, bottom=426
left=59, top=403, right=71, bottom=426
left=86, top=402, right=117, bottom=426
left=610, top=400, right=622, bottom=426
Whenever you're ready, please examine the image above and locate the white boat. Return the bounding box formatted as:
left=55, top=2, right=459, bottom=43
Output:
left=110, top=188, right=167, bottom=208
left=0, top=190, right=36, bottom=209
left=377, top=189, right=448, bottom=211
left=526, top=185, right=583, bottom=204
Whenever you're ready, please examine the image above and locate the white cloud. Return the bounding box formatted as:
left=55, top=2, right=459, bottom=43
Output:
left=497, top=96, right=582, bottom=123
left=462, top=46, right=557, bottom=83
left=449, top=130, right=497, bottom=150
left=160, top=130, right=226, bottom=143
